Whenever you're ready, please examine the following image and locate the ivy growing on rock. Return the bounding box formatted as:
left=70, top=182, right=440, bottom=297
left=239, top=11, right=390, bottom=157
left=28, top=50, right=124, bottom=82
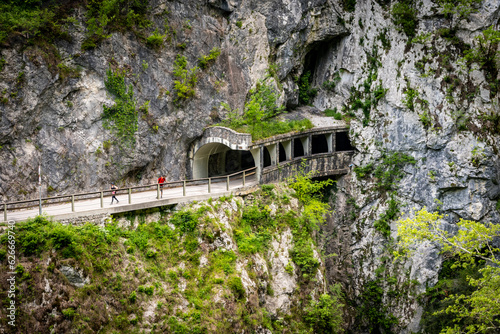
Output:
left=102, top=67, right=140, bottom=147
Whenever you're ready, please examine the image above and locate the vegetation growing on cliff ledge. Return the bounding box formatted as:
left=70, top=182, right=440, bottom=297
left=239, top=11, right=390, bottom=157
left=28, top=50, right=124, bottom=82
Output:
left=220, top=80, right=313, bottom=140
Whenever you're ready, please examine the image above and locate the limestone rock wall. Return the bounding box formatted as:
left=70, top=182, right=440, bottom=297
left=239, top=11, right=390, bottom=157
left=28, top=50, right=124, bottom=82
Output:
left=0, top=0, right=499, bottom=332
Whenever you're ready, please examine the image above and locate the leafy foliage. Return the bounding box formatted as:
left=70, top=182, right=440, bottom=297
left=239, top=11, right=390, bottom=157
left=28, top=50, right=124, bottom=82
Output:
left=391, top=0, right=417, bottom=38
left=198, top=47, right=221, bottom=69
left=287, top=165, right=335, bottom=279
left=437, top=0, right=482, bottom=20
left=325, top=108, right=343, bottom=120
left=298, top=71, right=318, bottom=105
left=357, top=279, right=399, bottom=332
left=395, top=208, right=500, bottom=333
left=83, top=0, right=150, bottom=50
left=102, top=67, right=139, bottom=147
left=146, top=29, right=166, bottom=49
left=219, top=81, right=313, bottom=140
left=228, top=276, right=245, bottom=300
left=343, top=0, right=357, bottom=12
left=172, top=55, right=199, bottom=103
left=373, top=193, right=399, bottom=238
left=354, top=151, right=416, bottom=192
left=0, top=0, right=66, bottom=45
left=290, top=240, right=320, bottom=275
left=234, top=203, right=274, bottom=254
left=461, top=26, right=500, bottom=92
left=304, top=287, right=344, bottom=333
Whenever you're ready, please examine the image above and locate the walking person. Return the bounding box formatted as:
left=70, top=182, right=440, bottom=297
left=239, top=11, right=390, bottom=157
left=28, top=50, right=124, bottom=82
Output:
left=157, top=175, right=166, bottom=198
left=110, top=183, right=119, bottom=204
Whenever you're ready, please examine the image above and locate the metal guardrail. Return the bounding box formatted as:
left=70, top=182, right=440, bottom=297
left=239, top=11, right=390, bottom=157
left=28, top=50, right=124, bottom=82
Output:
left=2, top=166, right=257, bottom=221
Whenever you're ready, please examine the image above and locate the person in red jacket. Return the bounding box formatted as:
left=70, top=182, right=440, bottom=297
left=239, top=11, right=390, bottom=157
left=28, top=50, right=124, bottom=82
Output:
left=157, top=175, right=166, bottom=198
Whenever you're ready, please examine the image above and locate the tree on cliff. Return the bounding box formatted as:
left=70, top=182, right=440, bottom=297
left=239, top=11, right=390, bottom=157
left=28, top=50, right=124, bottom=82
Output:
left=395, top=208, right=500, bottom=334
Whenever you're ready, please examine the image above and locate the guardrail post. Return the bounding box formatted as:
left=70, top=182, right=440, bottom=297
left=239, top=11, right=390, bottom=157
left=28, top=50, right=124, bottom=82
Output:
left=3, top=203, right=7, bottom=222
left=183, top=181, right=186, bottom=196
left=100, top=191, right=103, bottom=208
left=71, top=195, right=75, bottom=212
left=157, top=184, right=160, bottom=199
left=243, top=171, right=246, bottom=186
left=226, top=176, right=229, bottom=191
left=208, top=178, right=211, bottom=193
left=128, top=188, right=131, bottom=204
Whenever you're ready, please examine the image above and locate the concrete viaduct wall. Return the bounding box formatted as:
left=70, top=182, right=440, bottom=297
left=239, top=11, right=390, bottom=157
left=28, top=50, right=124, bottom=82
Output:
left=189, top=125, right=355, bottom=183
left=260, top=151, right=355, bottom=183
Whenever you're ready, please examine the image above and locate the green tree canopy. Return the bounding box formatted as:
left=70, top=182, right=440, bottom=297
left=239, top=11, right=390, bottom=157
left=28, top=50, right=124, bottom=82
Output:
left=395, top=208, right=500, bottom=333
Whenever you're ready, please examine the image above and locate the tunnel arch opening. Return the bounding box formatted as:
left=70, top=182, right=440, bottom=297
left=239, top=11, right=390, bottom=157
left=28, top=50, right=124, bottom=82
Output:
left=193, top=142, right=256, bottom=179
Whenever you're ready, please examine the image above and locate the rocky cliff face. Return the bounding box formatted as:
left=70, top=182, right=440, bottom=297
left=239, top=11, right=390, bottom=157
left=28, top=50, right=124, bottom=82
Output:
left=0, top=0, right=499, bottom=332
left=0, top=185, right=335, bottom=333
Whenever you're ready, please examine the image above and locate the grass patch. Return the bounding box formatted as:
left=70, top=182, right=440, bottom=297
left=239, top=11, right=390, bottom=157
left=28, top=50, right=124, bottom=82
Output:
left=219, top=80, right=313, bottom=140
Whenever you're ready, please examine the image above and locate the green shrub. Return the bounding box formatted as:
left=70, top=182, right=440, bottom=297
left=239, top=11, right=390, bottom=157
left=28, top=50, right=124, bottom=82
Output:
left=83, top=0, right=150, bottom=50
left=170, top=210, right=198, bottom=233
left=298, top=71, right=318, bottom=105
left=324, top=108, right=342, bottom=120
left=129, top=291, right=137, bottom=303
left=353, top=163, right=374, bottom=179
left=437, top=0, right=482, bottom=19
left=261, top=184, right=275, bottom=193
left=356, top=279, right=398, bottom=332
left=211, top=250, right=237, bottom=275
left=290, top=240, right=319, bottom=277
left=373, top=194, right=399, bottom=238
left=403, top=86, right=419, bottom=111
left=391, top=0, right=417, bottom=38
left=343, top=0, right=356, bottom=12
left=62, top=307, right=76, bottom=319
left=198, top=47, right=221, bottom=69
left=146, top=29, right=166, bottom=49
left=420, top=257, right=484, bottom=333
left=172, top=55, right=198, bottom=102
left=19, top=231, right=46, bottom=256
left=304, top=288, right=344, bottom=333
left=419, top=110, right=432, bottom=128
left=285, top=262, right=294, bottom=275
left=228, top=276, right=245, bottom=300
left=138, top=285, right=154, bottom=295
left=49, top=225, right=74, bottom=250
left=373, top=151, right=416, bottom=191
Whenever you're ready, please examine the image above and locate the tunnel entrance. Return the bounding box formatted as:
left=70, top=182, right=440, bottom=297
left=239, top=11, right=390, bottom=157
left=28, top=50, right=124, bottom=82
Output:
left=193, top=142, right=256, bottom=179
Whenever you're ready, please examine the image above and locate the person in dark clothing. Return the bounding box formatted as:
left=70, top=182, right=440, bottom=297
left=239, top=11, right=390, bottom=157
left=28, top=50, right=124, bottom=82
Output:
left=110, top=184, right=119, bottom=204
